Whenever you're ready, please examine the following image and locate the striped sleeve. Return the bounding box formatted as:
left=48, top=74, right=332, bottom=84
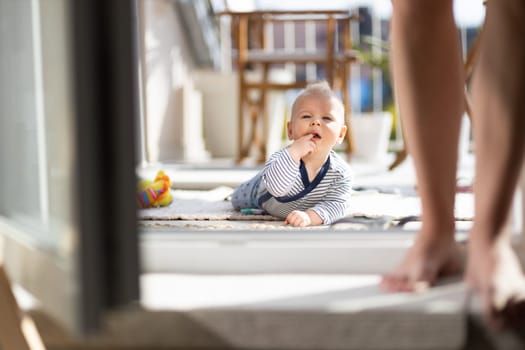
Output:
left=310, top=170, right=352, bottom=224
left=309, top=152, right=353, bottom=224
left=261, top=148, right=300, bottom=197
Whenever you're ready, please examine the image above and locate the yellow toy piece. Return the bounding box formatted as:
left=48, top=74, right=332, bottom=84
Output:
left=137, top=170, right=173, bottom=208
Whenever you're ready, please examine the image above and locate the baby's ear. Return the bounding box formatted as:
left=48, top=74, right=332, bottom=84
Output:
left=286, top=121, right=293, bottom=140
left=336, top=124, right=347, bottom=144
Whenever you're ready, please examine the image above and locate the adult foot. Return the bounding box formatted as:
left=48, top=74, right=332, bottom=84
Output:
left=380, top=230, right=465, bottom=292
left=466, top=232, right=525, bottom=330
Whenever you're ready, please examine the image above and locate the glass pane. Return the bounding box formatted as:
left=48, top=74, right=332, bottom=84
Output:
left=0, top=0, right=81, bottom=333
left=0, top=0, right=42, bottom=228
left=0, top=0, right=75, bottom=251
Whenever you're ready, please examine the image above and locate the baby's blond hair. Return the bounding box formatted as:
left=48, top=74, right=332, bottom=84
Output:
left=291, top=81, right=345, bottom=122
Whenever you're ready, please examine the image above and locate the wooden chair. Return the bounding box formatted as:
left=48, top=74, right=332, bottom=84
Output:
left=220, top=10, right=359, bottom=163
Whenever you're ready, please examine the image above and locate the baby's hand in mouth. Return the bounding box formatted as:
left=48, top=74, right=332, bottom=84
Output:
left=288, top=134, right=318, bottom=160
left=311, top=132, right=321, bottom=141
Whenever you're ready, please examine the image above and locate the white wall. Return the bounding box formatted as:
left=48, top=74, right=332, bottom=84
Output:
left=140, top=0, right=210, bottom=163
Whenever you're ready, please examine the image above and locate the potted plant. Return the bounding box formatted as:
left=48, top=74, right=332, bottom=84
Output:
left=350, top=35, right=397, bottom=162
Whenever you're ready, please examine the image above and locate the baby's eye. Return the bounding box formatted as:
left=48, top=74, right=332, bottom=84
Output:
left=301, top=115, right=311, bottom=119
left=322, top=116, right=334, bottom=121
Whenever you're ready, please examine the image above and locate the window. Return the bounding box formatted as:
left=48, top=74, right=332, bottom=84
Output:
left=0, top=0, right=139, bottom=334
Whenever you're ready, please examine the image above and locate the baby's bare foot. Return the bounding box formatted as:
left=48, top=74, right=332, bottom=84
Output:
left=466, top=234, right=525, bottom=330
left=380, top=231, right=464, bottom=292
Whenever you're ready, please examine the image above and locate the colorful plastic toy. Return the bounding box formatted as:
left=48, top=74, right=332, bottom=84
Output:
left=137, top=170, right=173, bottom=208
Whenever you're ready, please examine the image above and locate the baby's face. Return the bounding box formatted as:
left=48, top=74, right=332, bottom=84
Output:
left=287, top=93, right=347, bottom=153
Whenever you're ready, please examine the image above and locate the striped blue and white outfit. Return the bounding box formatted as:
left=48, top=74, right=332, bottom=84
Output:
left=231, top=148, right=353, bottom=225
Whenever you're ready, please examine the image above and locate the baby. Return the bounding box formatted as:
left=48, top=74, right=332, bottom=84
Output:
left=232, top=81, right=353, bottom=227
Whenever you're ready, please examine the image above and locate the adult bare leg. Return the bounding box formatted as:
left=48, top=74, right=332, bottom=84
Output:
left=381, top=0, right=465, bottom=291
left=467, top=0, right=525, bottom=330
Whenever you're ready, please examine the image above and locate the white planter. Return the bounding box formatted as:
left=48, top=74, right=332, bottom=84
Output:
left=351, top=112, right=393, bottom=161
left=194, top=70, right=238, bottom=158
